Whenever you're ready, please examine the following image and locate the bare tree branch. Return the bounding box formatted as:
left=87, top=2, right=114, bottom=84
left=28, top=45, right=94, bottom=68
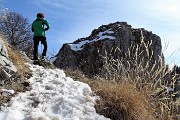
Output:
left=0, top=11, right=33, bottom=56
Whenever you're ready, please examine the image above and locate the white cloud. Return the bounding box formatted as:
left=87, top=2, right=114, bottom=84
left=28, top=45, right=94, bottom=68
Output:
left=34, top=0, right=70, bottom=10
left=145, top=0, right=180, bottom=20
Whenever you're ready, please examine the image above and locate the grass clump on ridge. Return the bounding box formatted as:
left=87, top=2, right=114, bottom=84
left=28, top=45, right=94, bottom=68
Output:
left=97, top=39, right=179, bottom=120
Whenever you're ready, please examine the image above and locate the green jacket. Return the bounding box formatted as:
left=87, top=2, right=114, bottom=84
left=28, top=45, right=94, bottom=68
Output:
left=32, top=17, right=50, bottom=36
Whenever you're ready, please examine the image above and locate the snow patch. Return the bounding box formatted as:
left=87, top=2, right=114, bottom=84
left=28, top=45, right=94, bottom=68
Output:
left=0, top=64, right=110, bottom=120
left=0, top=89, right=14, bottom=94
left=69, top=29, right=116, bottom=51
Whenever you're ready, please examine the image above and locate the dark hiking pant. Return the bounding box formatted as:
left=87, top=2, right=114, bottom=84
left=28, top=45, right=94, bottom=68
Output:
left=33, top=36, right=47, bottom=60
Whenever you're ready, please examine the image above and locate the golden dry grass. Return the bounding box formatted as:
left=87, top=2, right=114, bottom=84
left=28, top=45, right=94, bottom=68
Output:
left=98, top=32, right=180, bottom=119
left=94, top=80, right=156, bottom=120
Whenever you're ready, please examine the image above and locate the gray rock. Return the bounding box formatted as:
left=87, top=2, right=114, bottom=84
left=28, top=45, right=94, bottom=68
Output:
left=54, top=22, right=163, bottom=76
left=0, top=38, right=17, bottom=80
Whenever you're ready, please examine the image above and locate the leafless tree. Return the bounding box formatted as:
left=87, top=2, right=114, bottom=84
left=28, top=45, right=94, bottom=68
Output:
left=0, top=11, right=33, bottom=56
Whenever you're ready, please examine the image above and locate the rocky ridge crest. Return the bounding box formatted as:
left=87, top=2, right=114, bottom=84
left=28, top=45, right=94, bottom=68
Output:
left=54, top=22, right=163, bottom=76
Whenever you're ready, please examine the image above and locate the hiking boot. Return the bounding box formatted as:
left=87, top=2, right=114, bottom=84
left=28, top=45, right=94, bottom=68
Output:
left=42, top=56, right=46, bottom=61
left=33, top=60, right=39, bottom=65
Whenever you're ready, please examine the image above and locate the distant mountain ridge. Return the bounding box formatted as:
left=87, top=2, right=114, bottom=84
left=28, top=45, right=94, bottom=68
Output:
left=54, top=22, right=163, bottom=76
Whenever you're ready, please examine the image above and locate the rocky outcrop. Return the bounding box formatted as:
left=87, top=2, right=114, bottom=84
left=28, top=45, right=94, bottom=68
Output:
left=0, top=37, right=32, bottom=107
left=54, top=22, right=163, bottom=76
left=0, top=38, right=17, bottom=80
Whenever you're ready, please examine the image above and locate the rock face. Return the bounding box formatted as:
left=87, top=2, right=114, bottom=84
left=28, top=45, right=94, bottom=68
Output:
left=0, top=38, right=17, bottom=80
left=54, top=22, right=163, bottom=76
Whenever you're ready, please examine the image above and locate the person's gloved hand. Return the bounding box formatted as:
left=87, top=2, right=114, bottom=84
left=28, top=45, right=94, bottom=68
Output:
left=44, top=28, right=49, bottom=31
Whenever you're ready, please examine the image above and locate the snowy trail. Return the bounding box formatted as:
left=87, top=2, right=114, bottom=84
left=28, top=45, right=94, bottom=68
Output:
left=0, top=64, right=110, bottom=120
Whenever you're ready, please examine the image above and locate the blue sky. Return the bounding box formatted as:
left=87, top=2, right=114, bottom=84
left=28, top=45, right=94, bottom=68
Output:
left=3, top=0, right=180, bottom=66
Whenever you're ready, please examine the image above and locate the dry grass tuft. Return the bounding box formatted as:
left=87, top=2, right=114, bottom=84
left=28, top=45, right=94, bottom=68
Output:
left=98, top=31, right=180, bottom=120
left=8, top=46, right=30, bottom=79
left=94, top=80, right=156, bottom=120
left=64, top=68, right=89, bottom=82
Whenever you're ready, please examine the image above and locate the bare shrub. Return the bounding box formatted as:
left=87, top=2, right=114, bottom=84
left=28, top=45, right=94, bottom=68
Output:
left=0, top=11, right=33, bottom=57
left=99, top=39, right=179, bottom=119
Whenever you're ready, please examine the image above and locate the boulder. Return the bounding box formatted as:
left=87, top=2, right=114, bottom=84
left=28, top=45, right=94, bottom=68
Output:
left=0, top=38, right=17, bottom=80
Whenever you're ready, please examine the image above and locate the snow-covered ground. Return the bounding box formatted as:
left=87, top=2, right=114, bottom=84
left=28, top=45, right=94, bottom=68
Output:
left=0, top=64, right=110, bottom=120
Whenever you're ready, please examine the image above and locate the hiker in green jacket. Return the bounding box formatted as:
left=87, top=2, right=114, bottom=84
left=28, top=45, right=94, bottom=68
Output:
left=32, top=13, right=50, bottom=63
